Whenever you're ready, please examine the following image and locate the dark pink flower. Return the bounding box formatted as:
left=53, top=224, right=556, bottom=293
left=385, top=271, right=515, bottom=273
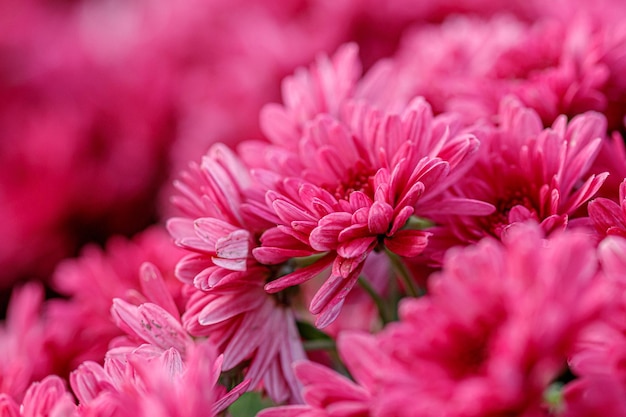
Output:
left=370, top=224, right=606, bottom=416
left=70, top=340, right=247, bottom=417
left=47, top=226, right=186, bottom=374
left=390, top=13, right=626, bottom=130
left=246, top=45, right=488, bottom=327
left=167, top=144, right=306, bottom=403
left=431, top=97, right=607, bottom=253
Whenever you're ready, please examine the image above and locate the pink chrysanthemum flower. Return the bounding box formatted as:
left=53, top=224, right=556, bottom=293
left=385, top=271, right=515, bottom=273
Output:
left=431, top=97, right=607, bottom=251
left=167, top=144, right=306, bottom=403
left=181, top=284, right=305, bottom=404
left=246, top=45, right=488, bottom=327
left=390, top=13, right=626, bottom=130
left=70, top=340, right=247, bottom=417
left=46, top=226, right=185, bottom=373
left=69, top=261, right=248, bottom=416
left=369, top=224, right=606, bottom=416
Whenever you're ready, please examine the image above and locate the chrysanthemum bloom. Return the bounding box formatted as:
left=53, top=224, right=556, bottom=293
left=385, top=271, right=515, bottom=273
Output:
left=70, top=339, right=248, bottom=417
left=47, top=226, right=186, bottom=374
left=69, top=262, right=248, bottom=416
left=167, top=144, right=306, bottom=403
left=430, top=97, right=607, bottom=251
left=368, top=224, right=607, bottom=416
left=245, top=44, right=489, bottom=327
left=389, top=13, right=626, bottom=129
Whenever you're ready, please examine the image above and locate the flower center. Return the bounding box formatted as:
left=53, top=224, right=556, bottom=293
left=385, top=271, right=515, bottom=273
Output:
left=324, top=161, right=375, bottom=201
left=482, top=189, right=538, bottom=238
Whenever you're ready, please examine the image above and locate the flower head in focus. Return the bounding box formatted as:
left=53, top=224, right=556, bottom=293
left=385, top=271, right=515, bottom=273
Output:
left=247, top=44, right=489, bottom=328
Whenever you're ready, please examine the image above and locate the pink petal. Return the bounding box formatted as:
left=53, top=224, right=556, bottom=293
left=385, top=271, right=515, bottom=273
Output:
left=139, top=262, right=179, bottom=318
left=111, top=299, right=190, bottom=353
left=388, top=206, right=415, bottom=236
left=166, top=217, right=195, bottom=241
left=222, top=300, right=275, bottom=369
left=0, top=395, right=19, bottom=417
left=310, top=213, right=352, bottom=251
left=385, top=229, right=430, bottom=257
left=215, top=230, right=250, bottom=260
left=264, top=254, right=334, bottom=293
left=589, top=197, right=626, bottom=233
left=338, top=332, right=386, bottom=392
left=272, top=198, right=317, bottom=224
left=69, top=362, right=114, bottom=404
left=337, top=237, right=376, bottom=259
left=253, top=246, right=315, bottom=265
left=368, top=201, right=393, bottom=234
left=418, top=197, right=495, bottom=216
left=194, top=217, right=240, bottom=248
left=175, top=253, right=211, bottom=284
left=198, top=289, right=266, bottom=326
left=338, top=223, right=369, bottom=243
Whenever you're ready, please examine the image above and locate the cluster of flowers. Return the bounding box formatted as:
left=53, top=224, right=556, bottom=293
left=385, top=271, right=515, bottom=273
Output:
left=3, top=0, right=626, bottom=416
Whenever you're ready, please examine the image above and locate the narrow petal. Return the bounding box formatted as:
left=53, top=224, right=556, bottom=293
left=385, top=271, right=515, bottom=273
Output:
left=140, top=262, right=179, bottom=318
left=587, top=197, right=626, bottom=232
left=368, top=201, right=393, bottom=234
left=264, top=254, right=334, bottom=293
left=198, top=289, right=266, bottom=326
left=385, top=230, right=430, bottom=257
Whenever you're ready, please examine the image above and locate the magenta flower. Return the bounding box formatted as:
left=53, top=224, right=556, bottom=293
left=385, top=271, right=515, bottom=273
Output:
left=432, top=97, right=607, bottom=251
left=259, top=223, right=607, bottom=416
left=47, top=227, right=186, bottom=373
left=390, top=13, right=626, bottom=130
left=70, top=340, right=248, bottom=417
left=245, top=45, right=487, bottom=327
left=167, top=144, right=306, bottom=403
left=68, top=261, right=249, bottom=416
left=369, top=224, right=606, bottom=416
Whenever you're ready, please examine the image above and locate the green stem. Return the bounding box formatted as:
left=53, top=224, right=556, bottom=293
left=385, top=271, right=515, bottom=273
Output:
left=358, top=276, right=393, bottom=324
left=303, top=339, right=337, bottom=351
left=385, top=248, right=423, bottom=298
